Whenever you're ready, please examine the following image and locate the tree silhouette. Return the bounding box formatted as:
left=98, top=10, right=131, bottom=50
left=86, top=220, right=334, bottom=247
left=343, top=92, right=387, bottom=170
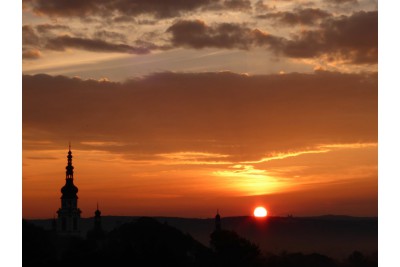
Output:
left=345, top=250, right=377, bottom=267
left=23, top=220, right=57, bottom=267
left=99, top=217, right=213, bottom=266
left=210, top=229, right=262, bottom=267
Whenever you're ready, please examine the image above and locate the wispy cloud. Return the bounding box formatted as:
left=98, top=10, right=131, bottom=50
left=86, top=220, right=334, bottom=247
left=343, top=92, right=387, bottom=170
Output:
left=257, top=8, right=332, bottom=26
left=242, top=142, right=377, bottom=164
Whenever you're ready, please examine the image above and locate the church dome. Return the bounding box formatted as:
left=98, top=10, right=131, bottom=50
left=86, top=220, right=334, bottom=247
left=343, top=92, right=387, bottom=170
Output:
left=61, top=178, right=78, bottom=198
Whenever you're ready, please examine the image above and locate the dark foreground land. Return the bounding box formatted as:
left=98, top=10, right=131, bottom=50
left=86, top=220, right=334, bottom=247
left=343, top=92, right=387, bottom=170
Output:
left=26, top=215, right=377, bottom=267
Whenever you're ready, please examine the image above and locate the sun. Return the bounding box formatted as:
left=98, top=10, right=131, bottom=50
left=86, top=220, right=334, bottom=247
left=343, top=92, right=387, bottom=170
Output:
left=253, top=206, right=268, bottom=217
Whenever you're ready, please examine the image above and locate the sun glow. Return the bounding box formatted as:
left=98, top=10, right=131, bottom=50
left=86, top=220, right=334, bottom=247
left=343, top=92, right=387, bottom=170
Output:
left=253, top=207, right=268, bottom=217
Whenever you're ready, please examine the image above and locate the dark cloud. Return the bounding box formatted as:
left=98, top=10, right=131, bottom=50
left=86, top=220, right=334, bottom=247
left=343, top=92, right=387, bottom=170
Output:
left=167, top=20, right=282, bottom=49
left=23, top=71, right=377, bottom=162
left=45, top=35, right=152, bottom=54
left=22, top=48, right=41, bottom=60
left=206, top=0, right=252, bottom=11
left=22, top=25, right=40, bottom=46
left=257, top=8, right=332, bottom=26
left=23, top=25, right=42, bottom=60
left=113, top=15, right=136, bottom=23
left=281, top=11, right=377, bottom=64
left=35, top=24, right=70, bottom=33
left=23, top=0, right=249, bottom=19
left=22, top=24, right=161, bottom=56
left=168, top=20, right=247, bottom=49
left=93, top=30, right=127, bottom=43
left=27, top=156, right=58, bottom=160
left=254, top=0, right=275, bottom=12
left=223, top=0, right=252, bottom=10
left=23, top=0, right=109, bottom=17
left=327, top=0, right=358, bottom=4
left=168, top=11, right=377, bottom=65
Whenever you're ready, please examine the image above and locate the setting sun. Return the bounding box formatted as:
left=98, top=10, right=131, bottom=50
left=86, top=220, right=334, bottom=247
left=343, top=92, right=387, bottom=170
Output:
left=254, top=207, right=268, bottom=217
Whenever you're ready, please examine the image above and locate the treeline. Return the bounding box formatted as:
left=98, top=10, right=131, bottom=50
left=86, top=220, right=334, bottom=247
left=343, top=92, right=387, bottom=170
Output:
left=23, top=218, right=377, bottom=267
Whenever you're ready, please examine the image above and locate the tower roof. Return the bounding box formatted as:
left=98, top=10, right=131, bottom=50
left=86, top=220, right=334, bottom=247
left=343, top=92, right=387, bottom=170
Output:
left=61, top=179, right=78, bottom=198
left=95, top=202, right=101, bottom=217
left=61, top=145, right=78, bottom=198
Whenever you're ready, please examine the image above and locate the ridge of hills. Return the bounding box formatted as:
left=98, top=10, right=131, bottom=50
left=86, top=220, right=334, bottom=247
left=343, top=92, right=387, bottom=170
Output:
left=27, top=215, right=377, bottom=259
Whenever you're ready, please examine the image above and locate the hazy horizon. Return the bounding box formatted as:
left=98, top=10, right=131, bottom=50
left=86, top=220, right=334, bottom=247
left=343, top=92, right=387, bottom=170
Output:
left=24, top=214, right=378, bottom=221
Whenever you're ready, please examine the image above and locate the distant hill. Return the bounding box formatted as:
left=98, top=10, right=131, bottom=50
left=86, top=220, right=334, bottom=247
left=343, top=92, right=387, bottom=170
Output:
left=28, top=215, right=377, bottom=259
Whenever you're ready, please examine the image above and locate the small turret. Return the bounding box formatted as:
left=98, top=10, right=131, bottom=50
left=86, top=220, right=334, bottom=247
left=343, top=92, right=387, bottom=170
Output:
left=87, top=203, right=105, bottom=240
left=215, top=209, right=221, bottom=231
left=94, top=202, right=102, bottom=231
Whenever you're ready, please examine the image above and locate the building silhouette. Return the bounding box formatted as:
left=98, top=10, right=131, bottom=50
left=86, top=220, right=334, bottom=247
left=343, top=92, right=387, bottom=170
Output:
left=56, top=145, right=81, bottom=234
left=87, top=203, right=106, bottom=240
left=94, top=203, right=102, bottom=231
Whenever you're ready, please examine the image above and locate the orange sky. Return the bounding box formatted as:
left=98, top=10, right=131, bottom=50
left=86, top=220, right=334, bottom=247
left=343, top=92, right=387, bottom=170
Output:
left=22, top=72, right=377, bottom=218
left=22, top=0, right=377, bottom=218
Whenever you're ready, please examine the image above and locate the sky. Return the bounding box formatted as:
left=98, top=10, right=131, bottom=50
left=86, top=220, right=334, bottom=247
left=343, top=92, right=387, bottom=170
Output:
left=22, top=0, right=378, bottom=219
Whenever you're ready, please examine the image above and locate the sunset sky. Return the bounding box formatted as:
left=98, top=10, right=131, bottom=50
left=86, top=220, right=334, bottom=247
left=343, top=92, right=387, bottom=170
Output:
left=22, top=0, right=378, bottom=219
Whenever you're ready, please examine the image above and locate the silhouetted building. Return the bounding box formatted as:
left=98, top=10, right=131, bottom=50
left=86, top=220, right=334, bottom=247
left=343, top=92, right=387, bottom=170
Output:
left=215, top=209, right=221, bottom=231
left=56, top=145, right=81, bottom=234
left=94, top=203, right=102, bottom=231
left=87, top=203, right=106, bottom=240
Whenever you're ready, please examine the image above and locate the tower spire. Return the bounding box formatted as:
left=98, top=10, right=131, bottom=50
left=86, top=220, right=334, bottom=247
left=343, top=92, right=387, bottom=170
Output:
left=66, top=144, right=74, bottom=179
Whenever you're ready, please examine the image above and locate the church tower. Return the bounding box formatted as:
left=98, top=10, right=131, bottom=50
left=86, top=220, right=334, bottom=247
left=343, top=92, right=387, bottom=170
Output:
left=87, top=203, right=105, bottom=240
left=215, top=209, right=221, bottom=231
left=57, top=145, right=81, bottom=234
left=94, top=203, right=102, bottom=232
